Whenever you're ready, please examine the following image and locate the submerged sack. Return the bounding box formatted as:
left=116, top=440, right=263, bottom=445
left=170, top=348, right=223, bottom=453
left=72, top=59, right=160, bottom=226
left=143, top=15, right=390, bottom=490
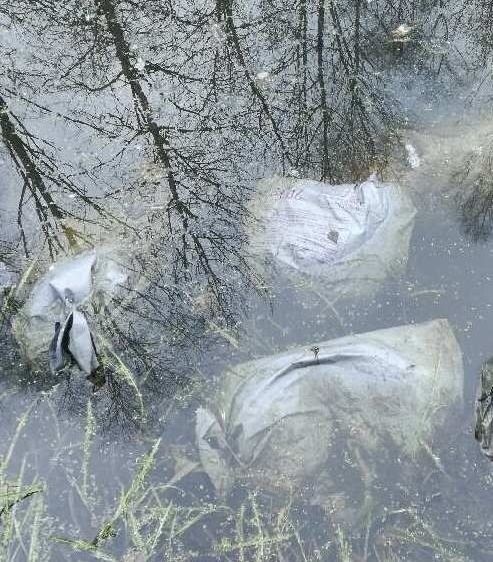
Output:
left=196, top=320, right=463, bottom=497
left=249, top=175, right=416, bottom=297
left=13, top=248, right=126, bottom=374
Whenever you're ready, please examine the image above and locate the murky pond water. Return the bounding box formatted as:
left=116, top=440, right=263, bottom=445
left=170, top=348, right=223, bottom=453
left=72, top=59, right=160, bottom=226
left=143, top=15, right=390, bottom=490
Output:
left=3, top=1, right=493, bottom=560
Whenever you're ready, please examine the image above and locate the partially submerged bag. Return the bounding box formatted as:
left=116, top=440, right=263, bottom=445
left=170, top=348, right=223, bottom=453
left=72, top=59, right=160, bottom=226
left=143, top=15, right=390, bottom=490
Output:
left=249, top=175, right=416, bottom=298
left=13, top=248, right=126, bottom=374
left=196, top=320, right=463, bottom=497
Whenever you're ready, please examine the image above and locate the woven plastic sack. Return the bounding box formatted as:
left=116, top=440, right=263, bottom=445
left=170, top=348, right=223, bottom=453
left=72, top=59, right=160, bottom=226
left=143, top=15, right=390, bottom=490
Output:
left=196, top=319, right=463, bottom=497
left=249, top=175, right=416, bottom=298
left=13, top=248, right=126, bottom=374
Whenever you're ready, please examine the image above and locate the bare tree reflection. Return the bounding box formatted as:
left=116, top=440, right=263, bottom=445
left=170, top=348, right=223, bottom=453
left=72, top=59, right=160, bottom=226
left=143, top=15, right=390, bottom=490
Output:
left=0, top=84, right=129, bottom=257
left=217, top=0, right=400, bottom=181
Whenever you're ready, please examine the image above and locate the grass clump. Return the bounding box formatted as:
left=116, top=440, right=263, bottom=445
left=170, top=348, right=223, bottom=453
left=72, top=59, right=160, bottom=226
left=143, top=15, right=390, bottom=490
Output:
left=0, top=402, right=47, bottom=562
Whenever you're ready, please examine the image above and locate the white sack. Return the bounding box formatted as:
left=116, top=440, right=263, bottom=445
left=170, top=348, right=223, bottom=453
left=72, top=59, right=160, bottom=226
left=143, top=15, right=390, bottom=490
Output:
left=13, top=248, right=126, bottom=373
left=249, top=175, right=416, bottom=298
left=196, top=319, right=463, bottom=497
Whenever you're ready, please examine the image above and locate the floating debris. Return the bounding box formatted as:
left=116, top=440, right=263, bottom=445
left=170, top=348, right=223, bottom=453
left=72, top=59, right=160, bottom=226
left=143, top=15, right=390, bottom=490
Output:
left=391, top=24, right=413, bottom=43
left=256, top=71, right=270, bottom=81
left=405, top=143, right=421, bottom=168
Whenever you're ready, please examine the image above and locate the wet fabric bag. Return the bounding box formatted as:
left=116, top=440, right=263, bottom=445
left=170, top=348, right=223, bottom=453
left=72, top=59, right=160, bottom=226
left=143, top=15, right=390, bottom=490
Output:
left=13, top=248, right=126, bottom=374
left=249, top=175, right=416, bottom=298
left=196, top=319, right=463, bottom=498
